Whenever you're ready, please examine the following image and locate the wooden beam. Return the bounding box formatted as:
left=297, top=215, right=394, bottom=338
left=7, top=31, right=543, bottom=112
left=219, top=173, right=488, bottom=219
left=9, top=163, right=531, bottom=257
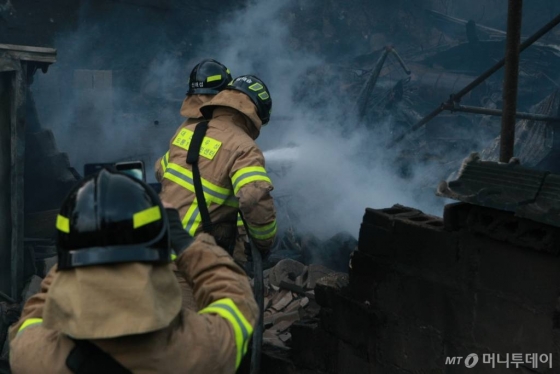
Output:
left=0, top=44, right=57, bottom=64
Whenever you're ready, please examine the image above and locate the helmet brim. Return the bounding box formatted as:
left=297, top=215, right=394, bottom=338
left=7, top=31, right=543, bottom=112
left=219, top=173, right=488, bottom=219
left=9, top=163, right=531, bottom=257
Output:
left=187, top=88, right=221, bottom=96
left=58, top=245, right=172, bottom=269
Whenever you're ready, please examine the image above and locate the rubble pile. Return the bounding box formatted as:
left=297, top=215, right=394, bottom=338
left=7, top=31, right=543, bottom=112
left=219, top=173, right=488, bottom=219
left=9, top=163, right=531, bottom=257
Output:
left=258, top=259, right=337, bottom=349
left=480, top=90, right=560, bottom=172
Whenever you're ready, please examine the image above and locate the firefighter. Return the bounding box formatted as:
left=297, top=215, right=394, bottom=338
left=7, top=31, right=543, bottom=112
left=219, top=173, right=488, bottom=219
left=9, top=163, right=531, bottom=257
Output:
left=154, top=58, right=233, bottom=309
left=155, top=58, right=232, bottom=182
left=156, top=75, right=277, bottom=259
left=9, top=169, right=257, bottom=374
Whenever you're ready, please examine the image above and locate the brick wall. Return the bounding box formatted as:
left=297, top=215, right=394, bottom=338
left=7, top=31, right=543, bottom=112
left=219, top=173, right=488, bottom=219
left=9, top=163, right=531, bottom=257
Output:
left=290, top=203, right=560, bottom=373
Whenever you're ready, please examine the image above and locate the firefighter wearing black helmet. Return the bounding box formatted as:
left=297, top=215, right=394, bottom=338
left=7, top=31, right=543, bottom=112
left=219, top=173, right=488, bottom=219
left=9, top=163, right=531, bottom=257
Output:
left=155, top=59, right=232, bottom=310
left=9, top=169, right=257, bottom=374
left=157, top=74, right=277, bottom=259
left=155, top=59, right=232, bottom=182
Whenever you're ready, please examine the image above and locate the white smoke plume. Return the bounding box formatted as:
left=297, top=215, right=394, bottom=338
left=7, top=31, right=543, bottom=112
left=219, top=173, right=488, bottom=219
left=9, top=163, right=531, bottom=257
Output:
left=195, top=0, right=447, bottom=238
left=31, top=0, right=452, bottom=241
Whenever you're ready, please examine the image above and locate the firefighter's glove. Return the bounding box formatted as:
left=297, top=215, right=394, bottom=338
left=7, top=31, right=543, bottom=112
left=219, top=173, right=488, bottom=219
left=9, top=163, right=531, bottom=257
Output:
left=165, top=208, right=194, bottom=258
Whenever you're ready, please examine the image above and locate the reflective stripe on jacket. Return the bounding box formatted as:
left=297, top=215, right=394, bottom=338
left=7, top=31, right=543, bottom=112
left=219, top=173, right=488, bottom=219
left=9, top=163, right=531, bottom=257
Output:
left=156, top=103, right=277, bottom=253
left=9, top=234, right=257, bottom=374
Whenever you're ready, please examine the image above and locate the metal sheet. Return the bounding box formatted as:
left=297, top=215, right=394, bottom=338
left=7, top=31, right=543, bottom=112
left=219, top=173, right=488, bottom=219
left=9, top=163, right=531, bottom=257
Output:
left=439, top=153, right=560, bottom=228
left=437, top=153, right=546, bottom=213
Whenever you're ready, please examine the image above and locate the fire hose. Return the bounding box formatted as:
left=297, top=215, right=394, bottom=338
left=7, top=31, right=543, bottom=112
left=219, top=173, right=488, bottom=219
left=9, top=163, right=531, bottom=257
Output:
left=249, top=237, right=263, bottom=374
left=239, top=214, right=264, bottom=374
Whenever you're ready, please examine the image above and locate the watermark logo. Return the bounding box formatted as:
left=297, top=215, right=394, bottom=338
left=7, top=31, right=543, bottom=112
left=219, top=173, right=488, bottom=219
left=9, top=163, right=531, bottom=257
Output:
left=445, top=354, right=479, bottom=368
left=445, top=353, right=553, bottom=369
left=465, top=354, right=479, bottom=368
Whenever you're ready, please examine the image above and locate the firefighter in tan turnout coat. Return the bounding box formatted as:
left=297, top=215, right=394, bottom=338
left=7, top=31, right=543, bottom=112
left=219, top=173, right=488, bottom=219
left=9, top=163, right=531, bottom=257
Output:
left=156, top=75, right=277, bottom=259
left=9, top=169, right=257, bottom=374
left=157, top=58, right=234, bottom=310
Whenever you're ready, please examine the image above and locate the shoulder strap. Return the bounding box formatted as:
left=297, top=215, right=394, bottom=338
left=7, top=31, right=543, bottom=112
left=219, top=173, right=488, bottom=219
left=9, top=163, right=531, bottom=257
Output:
left=186, top=121, right=213, bottom=233
left=66, top=339, right=132, bottom=374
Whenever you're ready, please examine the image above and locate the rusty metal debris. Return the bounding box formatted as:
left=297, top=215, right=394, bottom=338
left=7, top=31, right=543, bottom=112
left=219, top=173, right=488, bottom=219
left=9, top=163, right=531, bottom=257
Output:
left=388, top=12, right=560, bottom=148
left=441, top=102, right=560, bottom=123
left=354, top=46, right=411, bottom=121
left=480, top=91, right=560, bottom=169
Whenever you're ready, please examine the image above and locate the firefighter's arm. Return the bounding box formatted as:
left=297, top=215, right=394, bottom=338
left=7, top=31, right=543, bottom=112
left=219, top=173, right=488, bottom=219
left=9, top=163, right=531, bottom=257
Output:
left=175, top=233, right=258, bottom=371
left=154, top=151, right=169, bottom=183
left=8, top=265, right=57, bottom=342
left=230, top=145, right=277, bottom=254
left=154, top=157, right=163, bottom=182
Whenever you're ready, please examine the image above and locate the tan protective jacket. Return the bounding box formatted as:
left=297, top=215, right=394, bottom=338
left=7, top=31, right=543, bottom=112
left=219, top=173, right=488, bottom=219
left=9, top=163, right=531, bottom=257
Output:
left=9, top=234, right=258, bottom=374
left=155, top=90, right=277, bottom=253
left=155, top=94, right=213, bottom=182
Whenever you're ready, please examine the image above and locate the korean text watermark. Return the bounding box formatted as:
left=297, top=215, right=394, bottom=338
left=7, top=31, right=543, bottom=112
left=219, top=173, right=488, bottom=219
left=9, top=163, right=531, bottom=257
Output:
left=445, top=353, right=553, bottom=369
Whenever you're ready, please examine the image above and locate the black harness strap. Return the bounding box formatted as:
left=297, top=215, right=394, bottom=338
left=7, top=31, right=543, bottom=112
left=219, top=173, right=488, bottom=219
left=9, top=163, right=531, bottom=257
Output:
left=66, top=339, right=132, bottom=374
left=186, top=121, right=213, bottom=233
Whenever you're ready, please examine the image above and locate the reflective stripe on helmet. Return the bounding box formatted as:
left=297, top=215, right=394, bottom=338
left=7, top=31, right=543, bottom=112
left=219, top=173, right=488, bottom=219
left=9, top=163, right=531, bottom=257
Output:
left=133, top=206, right=161, bottom=229
left=198, top=298, right=254, bottom=370
left=248, top=82, right=263, bottom=91
left=206, top=74, right=222, bottom=82
left=56, top=214, right=70, bottom=233
left=17, top=318, right=43, bottom=335
left=231, top=166, right=272, bottom=195
left=247, top=220, right=277, bottom=240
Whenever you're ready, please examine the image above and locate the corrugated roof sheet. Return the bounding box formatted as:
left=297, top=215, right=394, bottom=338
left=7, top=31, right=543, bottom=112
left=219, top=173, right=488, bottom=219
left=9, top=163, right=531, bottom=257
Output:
left=437, top=153, right=560, bottom=228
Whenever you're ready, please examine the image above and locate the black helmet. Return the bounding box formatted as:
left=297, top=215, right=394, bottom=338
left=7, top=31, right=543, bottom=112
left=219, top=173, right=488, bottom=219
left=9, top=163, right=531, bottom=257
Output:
left=225, top=75, right=272, bottom=125
left=55, top=168, right=171, bottom=270
left=187, top=59, right=232, bottom=95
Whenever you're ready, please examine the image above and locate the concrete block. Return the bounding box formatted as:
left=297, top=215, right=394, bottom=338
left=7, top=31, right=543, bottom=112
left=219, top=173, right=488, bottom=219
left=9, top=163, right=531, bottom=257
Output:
left=359, top=207, right=469, bottom=288
left=352, top=252, right=476, bottom=344
left=314, top=273, right=349, bottom=309
left=358, top=223, right=394, bottom=257
left=371, top=319, right=445, bottom=372
left=259, top=350, right=302, bottom=374
left=319, top=291, right=374, bottom=352
left=472, top=290, right=553, bottom=355
left=444, top=203, right=560, bottom=255
left=349, top=250, right=386, bottom=303
left=468, top=232, right=560, bottom=307
left=290, top=320, right=337, bottom=372
left=350, top=251, right=477, bottom=346
left=362, top=205, right=423, bottom=228
left=337, top=339, right=370, bottom=374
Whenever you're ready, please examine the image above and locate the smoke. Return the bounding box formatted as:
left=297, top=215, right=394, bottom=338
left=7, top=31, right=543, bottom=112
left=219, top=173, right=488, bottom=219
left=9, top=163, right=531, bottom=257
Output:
left=31, top=1, right=187, bottom=179
left=193, top=0, right=448, bottom=238
left=30, top=0, right=456, bottom=242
